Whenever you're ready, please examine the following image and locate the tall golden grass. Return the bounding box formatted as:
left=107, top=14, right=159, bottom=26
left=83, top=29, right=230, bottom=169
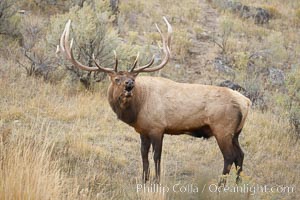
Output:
left=1, top=0, right=299, bottom=198
left=0, top=57, right=299, bottom=199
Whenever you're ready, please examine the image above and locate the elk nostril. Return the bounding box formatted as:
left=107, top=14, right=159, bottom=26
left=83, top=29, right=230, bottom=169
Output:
left=125, top=80, right=134, bottom=86
left=125, top=81, right=134, bottom=91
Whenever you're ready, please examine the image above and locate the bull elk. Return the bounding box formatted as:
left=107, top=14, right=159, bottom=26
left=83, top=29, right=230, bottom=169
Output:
left=59, top=17, right=251, bottom=184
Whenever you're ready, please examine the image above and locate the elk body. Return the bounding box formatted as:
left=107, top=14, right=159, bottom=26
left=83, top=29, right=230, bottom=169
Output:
left=59, top=17, right=251, bottom=184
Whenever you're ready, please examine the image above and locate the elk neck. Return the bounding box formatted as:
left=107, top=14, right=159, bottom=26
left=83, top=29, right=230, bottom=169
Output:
left=107, top=82, right=145, bottom=125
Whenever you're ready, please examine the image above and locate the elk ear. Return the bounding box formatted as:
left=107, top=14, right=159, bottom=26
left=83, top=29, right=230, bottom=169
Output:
left=108, top=72, right=117, bottom=81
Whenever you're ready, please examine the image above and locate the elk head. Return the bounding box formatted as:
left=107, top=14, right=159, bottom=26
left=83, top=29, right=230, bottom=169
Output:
left=59, top=17, right=172, bottom=103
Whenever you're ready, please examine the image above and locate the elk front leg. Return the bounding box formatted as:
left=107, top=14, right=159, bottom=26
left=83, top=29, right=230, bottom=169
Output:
left=140, top=135, right=151, bottom=183
left=150, top=134, right=164, bottom=183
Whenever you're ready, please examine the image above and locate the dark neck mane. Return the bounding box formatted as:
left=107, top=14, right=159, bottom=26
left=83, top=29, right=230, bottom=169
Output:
left=108, top=84, right=144, bottom=125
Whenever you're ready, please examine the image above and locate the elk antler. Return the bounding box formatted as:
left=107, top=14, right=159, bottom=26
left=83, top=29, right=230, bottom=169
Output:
left=59, top=19, right=116, bottom=73
left=129, top=16, right=172, bottom=73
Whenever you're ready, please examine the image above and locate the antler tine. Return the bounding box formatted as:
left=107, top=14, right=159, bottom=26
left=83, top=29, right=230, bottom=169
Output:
left=131, top=17, right=172, bottom=74
left=59, top=19, right=115, bottom=73
left=55, top=45, right=60, bottom=56
left=92, top=54, right=101, bottom=71
left=113, top=50, right=118, bottom=72
left=131, top=55, right=155, bottom=72
left=129, top=52, right=140, bottom=72
left=163, top=16, right=172, bottom=53
left=59, top=21, right=67, bottom=54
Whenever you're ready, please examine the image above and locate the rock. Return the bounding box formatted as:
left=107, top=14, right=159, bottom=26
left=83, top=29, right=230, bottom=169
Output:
left=239, top=5, right=253, bottom=19
left=188, top=46, right=202, bottom=54
left=219, top=80, right=246, bottom=92
left=218, top=80, right=266, bottom=108
left=175, top=64, right=181, bottom=69
left=187, top=28, right=197, bottom=41
left=223, top=0, right=242, bottom=12
left=254, top=8, right=270, bottom=24
left=231, top=2, right=243, bottom=13
left=220, top=0, right=270, bottom=24
left=268, top=67, right=285, bottom=86
left=214, top=57, right=235, bottom=76
left=196, top=32, right=210, bottom=41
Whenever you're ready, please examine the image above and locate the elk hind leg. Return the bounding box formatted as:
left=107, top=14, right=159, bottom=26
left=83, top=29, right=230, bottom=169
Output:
left=233, top=130, right=244, bottom=183
left=217, top=135, right=237, bottom=186
left=150, top=134, right=164, bottom=183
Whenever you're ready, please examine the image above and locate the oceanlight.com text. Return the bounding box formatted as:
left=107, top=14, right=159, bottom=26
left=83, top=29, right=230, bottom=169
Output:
left=208, top=183, right=295, bottom=195
left=136, top=183, right=296, bottom=196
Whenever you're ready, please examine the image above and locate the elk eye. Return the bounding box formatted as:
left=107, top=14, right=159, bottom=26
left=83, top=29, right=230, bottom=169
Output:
left=114, top=78, right=120, bottom=84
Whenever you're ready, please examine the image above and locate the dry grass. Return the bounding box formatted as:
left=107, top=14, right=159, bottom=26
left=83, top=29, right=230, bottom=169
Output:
left=0, top=56, right=299, bottom=199
left=0, top=131, right=62, bottom=200
left=1, top=0, right=299, bottom=199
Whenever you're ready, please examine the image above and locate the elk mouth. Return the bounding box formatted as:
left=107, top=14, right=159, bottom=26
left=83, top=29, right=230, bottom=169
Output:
left=124, top=91, right=132, bottom=97
left=124, top=86, right=134, bottom=97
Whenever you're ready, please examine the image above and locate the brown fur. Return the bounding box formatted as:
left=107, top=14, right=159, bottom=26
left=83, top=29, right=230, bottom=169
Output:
left=107, top=73, right=251, bottom=183
left=59, top=18, right=251, bottom=184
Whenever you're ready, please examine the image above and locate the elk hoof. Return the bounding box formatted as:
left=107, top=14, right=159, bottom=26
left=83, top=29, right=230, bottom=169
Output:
left=236, top=175, right=242, bottom=185
left=218, top=176, right=227, bottom=187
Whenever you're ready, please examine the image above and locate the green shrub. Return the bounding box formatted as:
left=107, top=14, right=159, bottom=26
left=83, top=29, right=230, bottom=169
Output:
left=118, top=0, right=201, bottom=63
left=233, top=52, right=249, bottom=71
left=286, top=68, right=300, bottom=105
left=277, top=67, right=300, bottom=136
left=173, top=30, right=192, bottom=62
left=47, top=2, right=120, bottom=88
left=0, top=0, right=20, bottom=37
left=212, top=18, right=234, bottom=55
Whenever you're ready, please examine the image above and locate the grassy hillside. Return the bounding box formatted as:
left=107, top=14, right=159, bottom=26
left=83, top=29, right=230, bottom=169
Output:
left=0, top=0, right=299, bottom=199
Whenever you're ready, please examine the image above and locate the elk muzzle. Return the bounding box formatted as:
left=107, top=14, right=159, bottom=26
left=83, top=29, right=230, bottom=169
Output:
left=125, top=79, right=135, bottom=92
